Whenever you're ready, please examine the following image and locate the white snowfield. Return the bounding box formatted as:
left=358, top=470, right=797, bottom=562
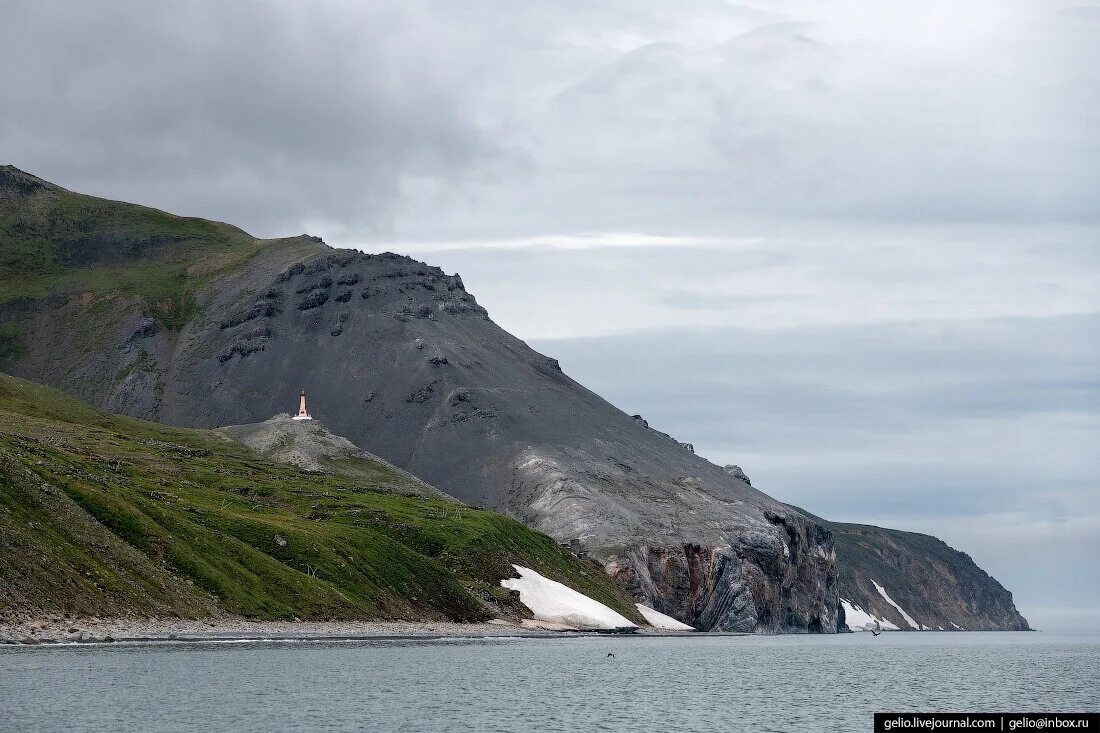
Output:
left=871, top=579, right=921, bottom=630
left=840, top=599, right=900, bottom=631
left=635, top=604, right=695, bottom=631
left=500, top=565, right=637, bottom=630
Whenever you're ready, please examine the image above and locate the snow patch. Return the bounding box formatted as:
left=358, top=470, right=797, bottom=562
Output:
left=501, top=565, right=636, bottom=630
left=635, top=604, right=694, bottom=631
left=840, top=599, right=900, bottom=631
left=950, top=622, right=966, bottom=631
left=871, top=579, right=921, bottom=630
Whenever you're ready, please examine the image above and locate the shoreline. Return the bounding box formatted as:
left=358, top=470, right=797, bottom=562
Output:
left=0, top=616, right=1036, bottom=646
left=0, top=619, right=1040, bottom=647
left=0, top=617, right=703, bottom=646
left=0, top=618, right=553, bottom=645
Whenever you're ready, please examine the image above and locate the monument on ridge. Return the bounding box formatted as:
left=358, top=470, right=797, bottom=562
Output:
left=292, top=390, right=312, bottom=421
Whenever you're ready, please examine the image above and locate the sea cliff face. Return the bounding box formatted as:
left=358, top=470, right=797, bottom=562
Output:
left=787, top=505, right=1029, bottom=632
left=608, top=517, right=837, bottom=633
left=504, top=446, right=838, bottom=633
left=818, top=515, right=1029, bottom=632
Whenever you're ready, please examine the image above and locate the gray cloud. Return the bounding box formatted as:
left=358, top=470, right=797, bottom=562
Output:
left=0, top=0, right=510, bottom=236
left=3, top=1, right=1098, bottom=241
left=400, top=223, right=1099, bottom=339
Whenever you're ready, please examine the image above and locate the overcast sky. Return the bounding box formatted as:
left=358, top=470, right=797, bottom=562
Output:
left=2, top=0, right=1097, bottom=630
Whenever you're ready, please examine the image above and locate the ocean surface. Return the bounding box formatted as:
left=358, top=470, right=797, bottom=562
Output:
left=1, top=632, right=1096, bottom=732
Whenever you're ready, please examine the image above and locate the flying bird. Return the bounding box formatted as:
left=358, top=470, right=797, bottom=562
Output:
left=864, top=620, right=882, bottom=636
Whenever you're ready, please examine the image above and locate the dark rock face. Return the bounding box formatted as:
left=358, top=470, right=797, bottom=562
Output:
left=610, top=519, right=837, bottom=633
left=296, top=289, right=329, bottom=310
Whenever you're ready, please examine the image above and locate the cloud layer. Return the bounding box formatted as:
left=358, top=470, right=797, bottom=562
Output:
left=3, top=1, right=1097, bottom=239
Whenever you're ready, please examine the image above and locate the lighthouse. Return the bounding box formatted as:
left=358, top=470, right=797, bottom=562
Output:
left=292, top=390, right=312, bottom=420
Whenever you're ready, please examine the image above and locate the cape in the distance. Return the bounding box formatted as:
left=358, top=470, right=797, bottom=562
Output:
left=0, top=165, right=1028, bottom=633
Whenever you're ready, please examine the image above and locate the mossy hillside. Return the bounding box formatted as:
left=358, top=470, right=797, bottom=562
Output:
left=0, top=166, right=304, bottom=329
left=0, top=323, right=25, bottom=363
left=0, top=373, right=643, bottom=624
left=0, top=452, right=218, bottom=619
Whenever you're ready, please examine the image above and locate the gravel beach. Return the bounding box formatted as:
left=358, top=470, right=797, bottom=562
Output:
left=0, top=616, right=582, bottom=645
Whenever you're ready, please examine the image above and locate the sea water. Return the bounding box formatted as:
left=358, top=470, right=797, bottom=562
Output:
left=1, top=632, right=1096, bottom=732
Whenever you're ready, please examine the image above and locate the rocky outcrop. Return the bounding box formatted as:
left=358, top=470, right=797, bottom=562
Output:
left=216, top=414, right=455, bottom=501
left=609, top=519, right=836, bottom=633
left=723, top=465, right=752, bottom=485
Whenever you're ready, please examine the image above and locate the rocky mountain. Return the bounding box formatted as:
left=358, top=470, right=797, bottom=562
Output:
left=0, top=372, right=641, bottom=625
left=0, top=166, right=1028, bottom=632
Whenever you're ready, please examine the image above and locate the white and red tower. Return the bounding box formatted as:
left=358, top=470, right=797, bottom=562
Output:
left=292, top=390, right=312, bottom=420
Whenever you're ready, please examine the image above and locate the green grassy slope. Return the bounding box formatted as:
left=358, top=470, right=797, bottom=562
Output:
left=0, top=165, right=312, bottom=330
left=0, top=373, right=643, bottom=624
